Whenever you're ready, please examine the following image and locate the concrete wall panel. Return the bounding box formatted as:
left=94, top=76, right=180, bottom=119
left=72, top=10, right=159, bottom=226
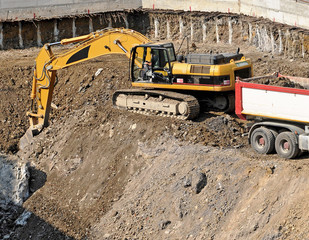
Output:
left=1, top=0, right=309, bottom=30
left=143, top=0, right=309, bottom=30
left=143, top=0, right=239, bottom=12
left=0, top=0, right=142, bottom=20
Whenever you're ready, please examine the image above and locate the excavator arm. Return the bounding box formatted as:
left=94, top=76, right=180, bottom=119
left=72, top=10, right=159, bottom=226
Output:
left=27, top=28, right=150, bottom=135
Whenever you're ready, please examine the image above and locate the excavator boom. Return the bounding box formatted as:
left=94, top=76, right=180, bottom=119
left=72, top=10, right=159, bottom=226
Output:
left=27, top=28, right=150, bottom=134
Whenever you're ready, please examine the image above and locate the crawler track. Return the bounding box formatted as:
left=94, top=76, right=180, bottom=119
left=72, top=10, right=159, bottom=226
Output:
left=113, top=89, right=200, bottom=120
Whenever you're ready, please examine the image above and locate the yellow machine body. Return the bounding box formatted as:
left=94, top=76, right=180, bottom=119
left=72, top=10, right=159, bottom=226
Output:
left=132, top=58, right=252, bottom=92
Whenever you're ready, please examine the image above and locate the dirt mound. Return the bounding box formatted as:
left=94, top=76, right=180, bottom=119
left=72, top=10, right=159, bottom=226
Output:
left=0, top=66, right=32, bottom=153
left=13, top=101, right=309, bottom=240
left=9, top=55, right=246, bottom=238
left=254, top=76, right=305, bottom=89
left=1, top=37, right=309, bottom=239
left=90, top=136, right=309, bottom=240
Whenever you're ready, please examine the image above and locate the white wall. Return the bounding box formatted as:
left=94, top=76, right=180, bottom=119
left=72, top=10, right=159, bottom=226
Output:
left=0, top=0, right=142, bottom=20
left=240, top=0, right=309, bottom=28
left=0, top=0, right=139, bottom=9
left=142, top=0, right=239, bottom=12
left=1, top=0, right=309, bottom=30
left=143, top=0, right=309, bottom=30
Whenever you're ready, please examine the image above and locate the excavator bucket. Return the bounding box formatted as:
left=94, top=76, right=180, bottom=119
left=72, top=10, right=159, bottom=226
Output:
left=19, top=128, right=34, bottom=151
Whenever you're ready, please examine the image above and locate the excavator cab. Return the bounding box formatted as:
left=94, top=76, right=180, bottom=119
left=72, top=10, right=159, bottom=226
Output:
left=131, top=43, right=175, bottom=84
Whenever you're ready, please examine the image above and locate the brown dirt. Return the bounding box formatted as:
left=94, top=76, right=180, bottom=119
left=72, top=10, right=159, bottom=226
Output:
left=253, top=76, right=305, bottom=88
left=0, top=48, right=39, bottom=153
left=1, top=37, right=309, bottom=239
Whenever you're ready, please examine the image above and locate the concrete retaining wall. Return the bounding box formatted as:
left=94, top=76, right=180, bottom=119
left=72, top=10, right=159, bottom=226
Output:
left=0, top=0, right=142, bottom=21
left=2, top=9, right=308, bottom=61
left=1, top=0, right=309, bottom=58
left=143, top=0, right=309, bottom=30
left=2, top=0, right=309, bottom=30
left=0, top=11, right=150, bottom=49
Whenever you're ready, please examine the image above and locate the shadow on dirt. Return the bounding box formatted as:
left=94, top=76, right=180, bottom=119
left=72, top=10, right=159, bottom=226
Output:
left=9, top=212, right=75, bottom=240
left=28, top=166, right=47, bottom=195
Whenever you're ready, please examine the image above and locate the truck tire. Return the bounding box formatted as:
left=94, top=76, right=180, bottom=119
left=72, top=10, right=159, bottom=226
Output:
left=275, top=131, right=299, bottom=159
left=250, top=127, right=275, bottom=154
left=268, top=128, right=279, bottom=153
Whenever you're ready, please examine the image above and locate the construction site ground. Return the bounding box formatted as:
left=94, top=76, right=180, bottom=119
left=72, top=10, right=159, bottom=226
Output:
left=1, top=39, right=309, bottom=239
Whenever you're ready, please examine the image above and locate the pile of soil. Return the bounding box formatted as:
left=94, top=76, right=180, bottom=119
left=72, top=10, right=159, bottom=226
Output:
left=1, top=38, right=309, bottom=239
left=254, top=76, right=305, bottom=89
left=0, top=64, right=33, bottom=153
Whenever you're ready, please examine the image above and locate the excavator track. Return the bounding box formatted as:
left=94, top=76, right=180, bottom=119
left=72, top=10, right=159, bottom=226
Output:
left=113, top=89, right=200, bottom=120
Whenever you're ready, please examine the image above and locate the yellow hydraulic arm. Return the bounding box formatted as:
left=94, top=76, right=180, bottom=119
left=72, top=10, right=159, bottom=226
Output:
left=27, top=28, right=150, bottom=134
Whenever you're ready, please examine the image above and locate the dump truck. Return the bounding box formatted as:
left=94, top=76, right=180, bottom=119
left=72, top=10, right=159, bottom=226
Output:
left=235, top=74, right=309, bottom=159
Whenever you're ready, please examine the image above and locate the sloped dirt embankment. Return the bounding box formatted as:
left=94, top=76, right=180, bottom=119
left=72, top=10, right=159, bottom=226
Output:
left=1, top=41, right=309, bottom=239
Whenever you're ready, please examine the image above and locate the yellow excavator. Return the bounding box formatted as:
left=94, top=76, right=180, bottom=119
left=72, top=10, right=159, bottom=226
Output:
left=21, top=28, right=252, bottom=146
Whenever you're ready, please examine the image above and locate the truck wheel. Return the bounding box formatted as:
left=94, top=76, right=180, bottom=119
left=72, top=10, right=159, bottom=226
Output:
left=268, top=128, right=278, bottom=153
left=251, top=127, right=275, bottom=154
left=275, top=132, right=299, bottom=159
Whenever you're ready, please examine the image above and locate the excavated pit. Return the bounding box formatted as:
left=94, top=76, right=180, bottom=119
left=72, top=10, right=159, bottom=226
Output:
left=1, top=9, right=309, bottom=240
